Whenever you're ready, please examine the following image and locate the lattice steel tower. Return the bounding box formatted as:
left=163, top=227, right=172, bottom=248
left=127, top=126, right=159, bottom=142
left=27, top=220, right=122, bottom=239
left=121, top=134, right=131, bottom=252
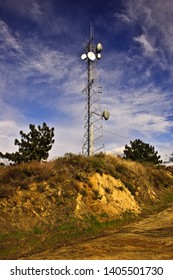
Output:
left=81, top=25, right=110, bottom=156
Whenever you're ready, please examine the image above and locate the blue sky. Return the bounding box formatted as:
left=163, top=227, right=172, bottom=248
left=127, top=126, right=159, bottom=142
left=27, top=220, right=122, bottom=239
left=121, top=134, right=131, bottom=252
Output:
left=0, top=0, right=173, bottom=161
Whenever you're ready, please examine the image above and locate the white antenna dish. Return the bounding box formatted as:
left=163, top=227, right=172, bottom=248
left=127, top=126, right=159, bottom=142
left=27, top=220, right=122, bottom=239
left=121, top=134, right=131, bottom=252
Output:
left=81, top=53, right=87, bottom=60
left=97, top=53, right=101, bottom=59
left=96, top=43, right=103, bottom=52
left=102, top=109, right=110, bottom=120
left=87, top=51, right=96, bottom=61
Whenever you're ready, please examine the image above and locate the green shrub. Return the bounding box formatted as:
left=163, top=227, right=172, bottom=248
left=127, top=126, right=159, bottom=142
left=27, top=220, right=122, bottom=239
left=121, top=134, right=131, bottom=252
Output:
left=37, top=183, right=46, bottom=193
left=92, top=189, right=102, bottom=200
left=80, top=189, right=88, bottom=197
left=122, top=180, right=136, bottom=195
left=105, top=187, right=112, bottom=194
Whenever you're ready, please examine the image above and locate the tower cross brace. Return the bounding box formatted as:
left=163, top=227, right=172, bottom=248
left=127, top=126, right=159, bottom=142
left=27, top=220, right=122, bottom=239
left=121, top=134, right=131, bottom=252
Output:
left=81, top=25, right=105, bottom=156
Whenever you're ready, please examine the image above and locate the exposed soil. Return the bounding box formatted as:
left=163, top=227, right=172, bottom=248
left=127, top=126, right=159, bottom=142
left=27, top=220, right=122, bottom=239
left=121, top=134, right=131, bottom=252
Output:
left=21, top=204, right=173, bottom=260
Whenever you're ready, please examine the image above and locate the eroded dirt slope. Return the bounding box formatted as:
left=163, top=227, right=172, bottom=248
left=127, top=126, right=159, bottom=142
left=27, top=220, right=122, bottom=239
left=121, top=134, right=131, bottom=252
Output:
left=21, top=204, right=173, bottom=260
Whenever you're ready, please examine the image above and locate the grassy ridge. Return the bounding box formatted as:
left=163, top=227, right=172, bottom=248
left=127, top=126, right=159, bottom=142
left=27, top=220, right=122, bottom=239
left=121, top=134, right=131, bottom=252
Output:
left=1, top=153, right=173, bottom=195
left=0, top=153, right=173, bottom=259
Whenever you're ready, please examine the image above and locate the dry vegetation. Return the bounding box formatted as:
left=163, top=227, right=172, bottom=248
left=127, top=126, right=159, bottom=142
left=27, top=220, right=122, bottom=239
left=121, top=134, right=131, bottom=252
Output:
left=0, top=153, right=173, bottom=259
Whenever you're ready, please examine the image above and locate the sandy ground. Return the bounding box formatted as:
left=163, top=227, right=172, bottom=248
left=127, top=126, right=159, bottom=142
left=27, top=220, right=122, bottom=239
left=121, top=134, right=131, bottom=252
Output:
left=21, top=205, right=173, bottom=260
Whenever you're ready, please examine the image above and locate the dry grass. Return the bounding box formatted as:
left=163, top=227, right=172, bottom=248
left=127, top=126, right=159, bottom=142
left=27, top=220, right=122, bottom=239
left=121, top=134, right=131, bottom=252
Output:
left=0, top=154, right=173, bottom=198
left=0, top=153, right=173, bottom=259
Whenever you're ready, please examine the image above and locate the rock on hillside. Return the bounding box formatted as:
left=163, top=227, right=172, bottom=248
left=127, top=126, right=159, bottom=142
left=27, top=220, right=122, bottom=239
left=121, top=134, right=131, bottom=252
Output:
left=75, top=173, right=141, bottom=218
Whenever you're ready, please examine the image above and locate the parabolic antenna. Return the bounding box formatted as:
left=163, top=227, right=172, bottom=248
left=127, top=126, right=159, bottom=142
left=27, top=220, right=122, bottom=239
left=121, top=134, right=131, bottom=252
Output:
left=96, top=43, right=103, bottom=52
left=97, top=53, right=101, bottom=59
left=87, top=51, right=96, bottom=61
left=81, top=53, right=87, bottom=60
left=102, top=109, right=110, bottom=121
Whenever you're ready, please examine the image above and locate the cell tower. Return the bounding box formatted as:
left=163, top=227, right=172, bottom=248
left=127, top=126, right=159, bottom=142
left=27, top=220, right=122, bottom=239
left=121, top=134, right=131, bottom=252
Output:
left=81, top=24, right=110, bottom=156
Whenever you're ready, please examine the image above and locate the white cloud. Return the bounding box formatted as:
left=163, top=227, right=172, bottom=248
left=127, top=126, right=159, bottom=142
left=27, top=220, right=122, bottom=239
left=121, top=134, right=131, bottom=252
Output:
left=0, top=0, right=73, bottom=37
left=0, top=120, right=19, bottom=136
left=100, top=71, right=173, bottom=142
left=0, top=120, right=24, bottom=154
left=114, top=12, right=132, bottom=24
left=24, top=47, right=69, bottom=81
left=111, top=0, right=173, bottom=82
left=106, top=146, right=124, bottom=156
left=49, top=123, right=84, bottom=158
left=0, top=0, right=44, bottom=23
left=126, top=0, right=173, bottom=54
left=0, top=20, right=22, bottom=53
left=0, top=18, right=83, bottom=105
left=134, top=34, right=156, bottom=55
left=133, top=113, right=172, bottom=134
left=30, top=2, right=44, bottom=21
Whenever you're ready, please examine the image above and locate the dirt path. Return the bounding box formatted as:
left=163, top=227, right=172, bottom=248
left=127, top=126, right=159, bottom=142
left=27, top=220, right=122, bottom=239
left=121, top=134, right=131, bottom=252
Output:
left=21, top=206, right=173, bottom=260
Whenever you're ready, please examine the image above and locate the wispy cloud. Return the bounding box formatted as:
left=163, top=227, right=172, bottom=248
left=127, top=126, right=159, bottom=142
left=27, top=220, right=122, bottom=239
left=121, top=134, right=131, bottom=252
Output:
left=99, top=50, right=173, bottom=154
left=0, top=0, right=173, bottom=161
left=133, top=34, right=156, bottom=56
left=113, top=12, right=132, bottom=24
left=125, top=0, right=173, bottom=56
left=0, top=0, right=73, bottom=36
left=0, top=17, right=82, bottom=99
left=0, top=20, right=22, bottom=54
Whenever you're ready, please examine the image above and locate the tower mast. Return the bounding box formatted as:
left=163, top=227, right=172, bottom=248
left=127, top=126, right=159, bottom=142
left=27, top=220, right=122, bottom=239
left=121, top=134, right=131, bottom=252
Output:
left=81, top=25, right=106, bottom=156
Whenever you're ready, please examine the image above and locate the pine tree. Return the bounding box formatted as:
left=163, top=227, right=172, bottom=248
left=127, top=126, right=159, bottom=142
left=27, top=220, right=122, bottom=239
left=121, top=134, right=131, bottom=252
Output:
left=123, top=139, right=162, bottom=164
left=0, top=123, right=55, bottom=164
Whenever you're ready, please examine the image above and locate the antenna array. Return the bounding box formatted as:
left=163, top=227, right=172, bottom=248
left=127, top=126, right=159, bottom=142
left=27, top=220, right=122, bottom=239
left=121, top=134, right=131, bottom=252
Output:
left=81, top=24, right=109, bottom=156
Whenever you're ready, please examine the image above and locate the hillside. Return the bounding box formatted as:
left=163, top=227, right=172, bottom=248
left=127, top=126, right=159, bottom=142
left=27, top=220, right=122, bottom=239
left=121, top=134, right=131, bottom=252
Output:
left=1, top=153, right=173, bottom=259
